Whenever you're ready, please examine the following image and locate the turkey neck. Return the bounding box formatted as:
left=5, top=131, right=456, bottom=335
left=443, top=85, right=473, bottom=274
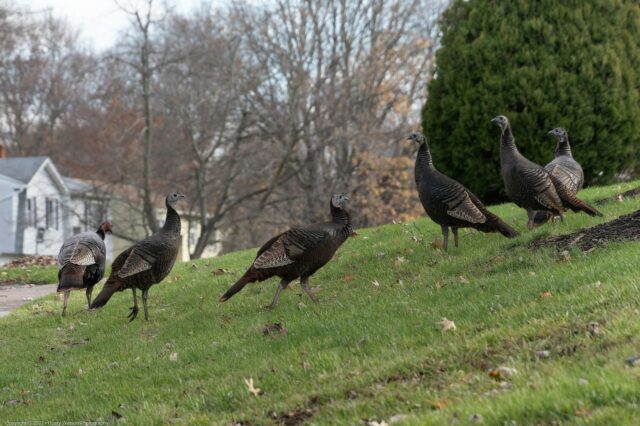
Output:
left=96, top=228, right=106, bottom=240
left=331, top=205, right=352, bottom=238
left=500, top=125, right=520, bottom=161
left=554, top=135, right=572, bottom=158
left=415, top=141, right=435, bottom=177
left=162, top=201, right=181, bottom=235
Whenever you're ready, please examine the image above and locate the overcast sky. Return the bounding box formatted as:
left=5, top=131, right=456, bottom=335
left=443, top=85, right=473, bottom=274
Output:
left=18, top=0, right=206, bottom=51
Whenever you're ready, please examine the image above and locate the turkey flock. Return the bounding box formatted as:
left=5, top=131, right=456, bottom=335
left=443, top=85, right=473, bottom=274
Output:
left=56, top=115, right=604, bottom=318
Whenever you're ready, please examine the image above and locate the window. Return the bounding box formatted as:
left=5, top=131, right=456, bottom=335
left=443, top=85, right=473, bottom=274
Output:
left=26, top=199, right=32, bottom=227
left=45, top=198, right=54, bottom=229
left=55, top=200, right=59, bottom=230
left=29, top=197, right=37, bottom=227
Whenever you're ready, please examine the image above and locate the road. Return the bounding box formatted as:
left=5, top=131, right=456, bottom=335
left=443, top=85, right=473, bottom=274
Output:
left=0, top=284, right=57, bottom=318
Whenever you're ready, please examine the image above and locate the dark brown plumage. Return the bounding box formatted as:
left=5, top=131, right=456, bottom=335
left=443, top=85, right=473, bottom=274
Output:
left=492, top=115, right=601, bottom=230
left=56, top=221, right=112, bottom=316
left=90, top=193, right=184, bottom=321
left=409, top=133, right=518, bottom=251
left=219, top=194, right=352, bottom=309
left=534, top=127, right=601, bottom=225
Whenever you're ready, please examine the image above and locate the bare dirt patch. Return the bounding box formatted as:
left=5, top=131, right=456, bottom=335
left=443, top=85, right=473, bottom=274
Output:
left=595, top=186, right=640, bottom=205
left=530, top=209, right=640, bottom=251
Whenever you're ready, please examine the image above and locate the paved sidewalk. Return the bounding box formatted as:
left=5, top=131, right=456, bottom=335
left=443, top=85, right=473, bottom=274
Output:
left=0, top=284, right=57, bottom=318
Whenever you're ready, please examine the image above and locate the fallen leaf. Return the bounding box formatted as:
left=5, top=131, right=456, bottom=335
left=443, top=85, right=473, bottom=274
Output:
left=535, top=350, right=550, bottom=359
left=435, top=281, right=444, bottom=290
left=191, top=263, right=198, bottom=269
left=587, top=322, right=601, bottom=336
left=37, top=355, right=45, bottom=363
left=394, top=256, right=406, bottom=266
left=341, top=273, right=353, bottom=282
left=574, top=406, right=591, bottom=417
left=212, top=269, right=226, bottom=276
left=488, top=366, right=517, bottom=380
left=169, top=352, right=178, bottom=362
left=367, top=421, right=388, bottom=426
left=388, top=414, right=408, bottom=424
left=371, top=280, right=380, bottom=287
left=459, top=276, right=470, bottom=284
left=431, top=399, right=449, bottom=410
left=539, top=291, right=553, bottom=299
left=431, top=237, right=442, bottom=250
left=626, top=355, right=640, bottom=366
left=437, top=318, right=456, bottom=332
left=468, top=413, right=484, bottom=423
left=350, top=231, right=359, bottom=237
left=261, top=323, right=288, bottom=336
left=302, top=361, right=310, bottom=370
left=558, top=250, right=571, bottom=262
left=528, top=271, right=536, bottom=276
left=244, top=378, right=262, bottom=396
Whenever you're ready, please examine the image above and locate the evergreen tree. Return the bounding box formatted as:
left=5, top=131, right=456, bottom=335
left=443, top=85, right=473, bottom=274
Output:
left=423, top=0, right=640, bottom=202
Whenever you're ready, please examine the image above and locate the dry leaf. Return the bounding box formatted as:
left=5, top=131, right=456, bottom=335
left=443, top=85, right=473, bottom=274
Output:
left=459, top=276, right=470, bottom=284
left=244, top=378, right=262, bottom=396
left=587, top=322, right=601, bottom=336
left=371, top=280, right=380, bottom=287
left=437, top=318, right=456, bottom=331
left=212, top=268, right=226, bottom=275
left=350, top=231, right=359, bottom=237
left=431, top=237, right=442, bottom=250
left=435, top=281, right=444, bottom=290
left=431, top=399, right=450, bottom=410
left=528, top=271, right=536, bottom=276
left=169, top=352, right=178, bottom=362
left=488, top=366, right=517, bottom=380
left=191, top=263, right=198, bottom=269
left=539, top=291, right=553, bottom=299
left=261, top=323, right=288, bottom=336
left=302, top=361, right=311, bottom=370
left=394, top=256, right=406, bottom=266
left=558, top=250, right=571, bottom=262
left=388, top=414, right=408, bottom=424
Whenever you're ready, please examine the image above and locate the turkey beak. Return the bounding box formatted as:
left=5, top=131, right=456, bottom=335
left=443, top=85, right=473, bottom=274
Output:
left=344, top=195, right=351, bottom=201
left=178, top=193, right=185, bottom=199
left=547, top=130, right=554, bottom=135
left=490, top=117, right=499, bottom=125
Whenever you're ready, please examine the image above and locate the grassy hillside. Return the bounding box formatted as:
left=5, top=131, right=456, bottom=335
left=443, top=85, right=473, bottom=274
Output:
left=1, top=181, right=639, bottom=425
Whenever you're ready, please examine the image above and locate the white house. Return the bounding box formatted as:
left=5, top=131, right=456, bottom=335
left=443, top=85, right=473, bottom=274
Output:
left=0, top=154, right=221, bottom=265
left=0, top=156, right=112, bottom=265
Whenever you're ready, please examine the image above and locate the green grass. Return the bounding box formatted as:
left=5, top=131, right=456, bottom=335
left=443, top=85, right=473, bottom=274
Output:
left=1, top=181, right=639, bottom=425
left=0, top=265, right=57, bottom=285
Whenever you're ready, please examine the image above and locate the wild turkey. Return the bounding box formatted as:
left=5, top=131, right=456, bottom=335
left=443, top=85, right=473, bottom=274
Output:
left=90, top=193, right=184, bottom=321
left=533, top=127, right=601, bottom=224
left=491, top=116, right=601, bottom=229
left=219, top=194, right=352, bottom=309
left=56, top=221, right=112, bottom=316
left=408, top=133, right=518, bottom=251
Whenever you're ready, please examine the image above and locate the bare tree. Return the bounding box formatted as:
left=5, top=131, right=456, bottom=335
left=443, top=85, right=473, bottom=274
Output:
left=0, top=9, right=91, bottom=156
left=110, top=0, right=187, bottom=233
left=231, top=0, right=445, bottom=226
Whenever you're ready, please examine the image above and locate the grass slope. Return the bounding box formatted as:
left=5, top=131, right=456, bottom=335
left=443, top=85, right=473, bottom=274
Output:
left=1, top=181, right=639, bottom=425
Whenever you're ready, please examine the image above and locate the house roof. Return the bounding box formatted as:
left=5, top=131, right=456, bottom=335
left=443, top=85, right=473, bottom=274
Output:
left=0, top=157, right=49, bottom=184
